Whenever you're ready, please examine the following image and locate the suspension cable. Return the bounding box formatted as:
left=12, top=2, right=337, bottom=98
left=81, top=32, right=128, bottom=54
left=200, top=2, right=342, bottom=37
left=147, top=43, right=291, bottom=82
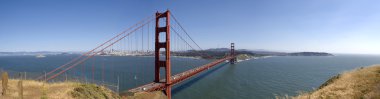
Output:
left=37, top=14, right=157, bottom=80
left=44, top=13, right=163, bottom=81
left=169, top=13, right=213, bottom=58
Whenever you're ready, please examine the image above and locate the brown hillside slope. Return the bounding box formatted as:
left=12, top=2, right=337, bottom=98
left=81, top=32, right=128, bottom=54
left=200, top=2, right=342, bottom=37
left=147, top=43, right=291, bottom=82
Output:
left=0, top=79, right=119, bottom=99
left=120, top=91, right=167, bottom=99
left=293, top=65, right=380, bottom=99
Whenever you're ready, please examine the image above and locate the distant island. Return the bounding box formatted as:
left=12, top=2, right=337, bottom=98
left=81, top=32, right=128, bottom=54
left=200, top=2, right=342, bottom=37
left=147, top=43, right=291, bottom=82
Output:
left=171, top=48, right=334, bottom=59
left=0, top=51, right=82, bottom=56
left=286, top=52, right=334, bottom=56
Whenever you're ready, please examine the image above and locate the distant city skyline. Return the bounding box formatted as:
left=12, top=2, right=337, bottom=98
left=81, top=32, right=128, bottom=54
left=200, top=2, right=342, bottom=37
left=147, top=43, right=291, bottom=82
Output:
left=1, top=0, right=380, bottom=54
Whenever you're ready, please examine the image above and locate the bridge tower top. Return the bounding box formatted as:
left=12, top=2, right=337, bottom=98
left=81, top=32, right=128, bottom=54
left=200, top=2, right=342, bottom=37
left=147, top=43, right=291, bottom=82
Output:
left=231, top=43, right=235, bottom=56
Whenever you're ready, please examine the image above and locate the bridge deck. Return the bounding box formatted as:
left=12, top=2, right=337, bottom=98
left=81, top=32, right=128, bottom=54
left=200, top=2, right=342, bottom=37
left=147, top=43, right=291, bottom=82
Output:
left=127, top=56, right=234, bottom=93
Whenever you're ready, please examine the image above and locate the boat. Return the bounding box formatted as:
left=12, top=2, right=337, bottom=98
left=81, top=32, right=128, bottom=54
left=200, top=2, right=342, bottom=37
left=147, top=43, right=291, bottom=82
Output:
left=225, top=60, right=229, bottom=63
left=36, top=54, right=46, bottom=58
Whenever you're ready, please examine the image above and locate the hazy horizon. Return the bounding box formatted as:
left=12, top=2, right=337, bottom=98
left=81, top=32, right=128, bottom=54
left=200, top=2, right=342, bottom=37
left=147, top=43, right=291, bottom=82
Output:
left=1, top=49, right=379, bottom=55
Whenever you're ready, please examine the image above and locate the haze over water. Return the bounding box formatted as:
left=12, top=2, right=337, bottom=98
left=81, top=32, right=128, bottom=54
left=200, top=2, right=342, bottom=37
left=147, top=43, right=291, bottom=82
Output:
left=1, top=54, right=380, bottom=98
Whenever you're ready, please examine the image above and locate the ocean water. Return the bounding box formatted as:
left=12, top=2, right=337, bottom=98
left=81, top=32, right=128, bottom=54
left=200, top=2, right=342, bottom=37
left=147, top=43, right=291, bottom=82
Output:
left=1, top=54, right=380, bottom=98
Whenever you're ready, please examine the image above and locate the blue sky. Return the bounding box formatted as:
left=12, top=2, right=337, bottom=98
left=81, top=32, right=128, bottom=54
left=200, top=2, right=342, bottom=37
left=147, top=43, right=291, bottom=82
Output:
left=1, top=0, right=380, bottom=54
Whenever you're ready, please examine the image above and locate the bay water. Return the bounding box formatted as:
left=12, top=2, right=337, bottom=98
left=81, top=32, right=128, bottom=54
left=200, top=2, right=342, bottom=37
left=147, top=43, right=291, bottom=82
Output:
left=1, top=54, right=380, bottom=98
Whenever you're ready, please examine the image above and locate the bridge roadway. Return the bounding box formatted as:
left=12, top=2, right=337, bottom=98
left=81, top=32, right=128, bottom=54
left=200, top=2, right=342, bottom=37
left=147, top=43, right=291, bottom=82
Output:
left=127, top=56, right=235, bottom=93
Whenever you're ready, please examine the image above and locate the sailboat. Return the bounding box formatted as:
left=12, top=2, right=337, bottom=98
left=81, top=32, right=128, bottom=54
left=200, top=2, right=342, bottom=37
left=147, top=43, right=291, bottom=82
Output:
left=36, top=54, right=46, bottom=58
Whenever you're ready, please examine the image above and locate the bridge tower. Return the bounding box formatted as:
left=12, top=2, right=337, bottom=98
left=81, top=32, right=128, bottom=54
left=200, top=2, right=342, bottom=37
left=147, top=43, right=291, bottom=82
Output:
left=230, top=43, right=236, bottom=64
left=154, top=10, right=172, bottom=98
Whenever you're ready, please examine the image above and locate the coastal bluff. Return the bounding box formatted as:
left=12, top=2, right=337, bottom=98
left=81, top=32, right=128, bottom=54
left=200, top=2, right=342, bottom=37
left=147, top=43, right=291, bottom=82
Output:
left=291, top=65, right=380, bottom=99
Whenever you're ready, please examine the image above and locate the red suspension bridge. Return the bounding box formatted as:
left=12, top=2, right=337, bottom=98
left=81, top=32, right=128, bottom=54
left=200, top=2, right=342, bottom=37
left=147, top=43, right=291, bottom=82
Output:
left=36, top=10, right=237, bottom=99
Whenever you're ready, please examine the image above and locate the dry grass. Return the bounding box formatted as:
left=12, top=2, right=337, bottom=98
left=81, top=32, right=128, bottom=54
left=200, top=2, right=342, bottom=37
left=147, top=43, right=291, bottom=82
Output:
left=0, top=79, right=119, bottom=99
left=70, top=84, right=120, bottom=99
left=292, top=65, right=380, bottom=99
left=121, top=91, right=167, bottom=99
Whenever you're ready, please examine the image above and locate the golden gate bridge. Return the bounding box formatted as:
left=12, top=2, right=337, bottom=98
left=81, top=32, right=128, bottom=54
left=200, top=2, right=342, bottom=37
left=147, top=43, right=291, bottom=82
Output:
left=35, top=10, right=237, bottom=99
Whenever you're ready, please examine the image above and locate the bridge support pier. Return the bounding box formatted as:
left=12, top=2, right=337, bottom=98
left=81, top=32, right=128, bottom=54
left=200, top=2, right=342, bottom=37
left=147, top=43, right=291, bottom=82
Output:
left=155, top=10, right=172, bottom=99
